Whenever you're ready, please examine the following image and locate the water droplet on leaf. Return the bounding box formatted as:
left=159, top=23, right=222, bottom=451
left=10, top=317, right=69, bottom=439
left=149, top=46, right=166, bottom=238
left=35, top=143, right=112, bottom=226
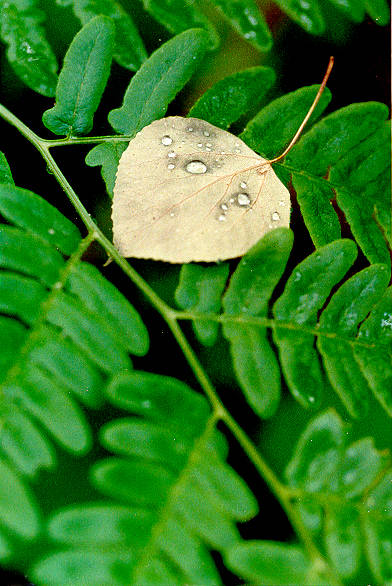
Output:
left=237, top=193, right=251, bottom=206
left=186, top=160, right=207, bottom=174
left=161, top=135, right=172, bottom=145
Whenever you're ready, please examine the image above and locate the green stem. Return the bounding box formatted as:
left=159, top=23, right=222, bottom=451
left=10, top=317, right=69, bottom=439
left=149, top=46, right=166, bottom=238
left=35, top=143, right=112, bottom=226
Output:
left=42, top=135, right=132, bottom=147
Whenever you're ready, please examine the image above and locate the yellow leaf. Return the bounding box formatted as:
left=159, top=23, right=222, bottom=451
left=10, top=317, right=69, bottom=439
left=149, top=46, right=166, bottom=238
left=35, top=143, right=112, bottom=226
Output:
left=112, top=117, right=290, bottom=263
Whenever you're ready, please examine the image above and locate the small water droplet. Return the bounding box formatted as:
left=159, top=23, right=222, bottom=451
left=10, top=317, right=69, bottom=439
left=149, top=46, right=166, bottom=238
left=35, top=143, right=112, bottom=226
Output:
left=206, top=147, right=212, bottom=152
left=206, top=142, right=212, bottom=148
left=240, top=181, right=247, bottom=189
left=187, top=127, right=194, bottom=132
left=279, top=200, right=286, bottom=206
left=229, top=198, right=235, bottom=204
left=161, top=135, right=172, bottom=146
left=248, top=15, right=258, bottom=25
left=197, top=143, right=203, bottom=147
left=169, top=212, right=175, bottom=217
left=142, top=400, right=151, bottom=408
left=237, top=193, right=251, bottom=206
left=186, top=160, right=207, bottom=174
left=244, top=31, right=256, bottom=39
left=272, top=211, right=280, bottom=221
left=234, top=147, right=241, bottom=153
left=221, top=203, right=228, bottom=211
left=167, top=163, right=175, bottom=170
left=168, top=151, right=176, bottom=158
left=48, top=228, right=55, bottom=235
left=53, top=281, right=62, bottom=289
left=221, top=151, right=226, bottom=155
left=308, top=396, right=315, bottom=403
left=203, top=131, right=210, bottom=137
left=218, top=214, right=227, bottom=222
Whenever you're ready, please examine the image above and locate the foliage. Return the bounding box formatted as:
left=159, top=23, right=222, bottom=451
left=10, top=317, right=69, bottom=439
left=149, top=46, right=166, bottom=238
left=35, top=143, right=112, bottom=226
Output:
left=0, top=5, right=391, bottom=586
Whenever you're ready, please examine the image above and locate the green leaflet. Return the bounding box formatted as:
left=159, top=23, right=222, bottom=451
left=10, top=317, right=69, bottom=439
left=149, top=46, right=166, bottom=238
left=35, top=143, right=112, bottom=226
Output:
left=175, top=262, right=229, bottom=346
left=108, top=28, right=209, bottom=135
left=210, top=0, right=272, bottom=51
left=240, top=84, right=332, bottom=159
left=274, top=0, right=324, bottom=34
left=188, top=66, right=276, bottom=130
left=287, top=103, right=390, bottom=264
left=0, top=184, right=81, bottom=254
left=355, top=288, right=392, bottom=415
left=285, top=409, right=390, bottom=581
left=226, top=541, right=312, bottom=585
left=0, top=458, right=41, bottom=539
left=0, top=0, right=58, bottom=96
left=142, top=0, right=219, bottom=49
left=222, top=228, right=293, bottom=417
left=85, top=141, right=127, bottom=198
left=0, top=152, right=14, bottom=185
left=317, top=264, right=390, bottom=418
left=42, top=16, right=115, bottom=136
left=73, top=0, right=147, bottom=70
left=273, top=239, right=357, bottom=408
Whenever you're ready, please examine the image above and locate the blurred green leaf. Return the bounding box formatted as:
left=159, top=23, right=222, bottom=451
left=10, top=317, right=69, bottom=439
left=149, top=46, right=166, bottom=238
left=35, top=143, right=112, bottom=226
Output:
left=85, top=141, right=127, bottom=197
left=0, top=0, right=58, bottom=96
left=210, top=0, right=272, bottom=50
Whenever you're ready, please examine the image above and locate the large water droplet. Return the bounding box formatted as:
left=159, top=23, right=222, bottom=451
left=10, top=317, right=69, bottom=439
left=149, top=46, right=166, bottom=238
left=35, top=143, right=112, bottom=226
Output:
left=237, top=193, right=251, bottom=206
left=186, top=160, right=207, bottom=174
left=161, top=135, right=172, bottom=146
left=272, top=211, right=280, bottom=221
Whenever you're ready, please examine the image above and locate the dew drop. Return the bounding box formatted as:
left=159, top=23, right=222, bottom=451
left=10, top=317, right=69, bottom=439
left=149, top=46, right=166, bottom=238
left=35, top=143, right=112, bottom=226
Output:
left=229, top=197, right=235, bottom=204
left=169, top=212, right=175, bottom=217
left=161, top=135, right=172, bottom=146
left=234, top=148, right=241, bottom=153
left=279, top=200, right=286, bottom=207
left=272, top=211, right=280, bottom=221
left=240, top=181, right=247, bottom=189
left=167, top=163, right=175, bottom=170
left=203, top=131, right=210, bottom=137
left=237, top=193, right=251, bottom=206
left=168, top=151, right=176, bottom=158
left=221, top=203, right=228, bottom=211
left=48, top=228, right=55, bottom=235
left=142, top=400, right=151, bottom=409
left=221, top=151, right=226, bottom=155
left=218, top=214, right=227, bottom=222
left=53, top=281, right=62, bottom=289
left=187, top=127, right=194, bottom=132
left=197, top=143, right=203, bottom=147
left=206, top=147, right=212, bottom=152
left=206, top=142, right=212, bottom=148
left=186, top=160, right=207, bottom=174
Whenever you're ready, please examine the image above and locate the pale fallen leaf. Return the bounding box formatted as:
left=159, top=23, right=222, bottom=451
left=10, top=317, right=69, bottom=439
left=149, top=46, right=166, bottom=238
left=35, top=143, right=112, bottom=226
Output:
left=112, top=116, right=290, bottom=263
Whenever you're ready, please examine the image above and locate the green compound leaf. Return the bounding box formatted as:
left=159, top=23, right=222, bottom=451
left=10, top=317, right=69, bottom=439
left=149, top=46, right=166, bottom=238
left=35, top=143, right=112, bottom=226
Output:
left=108, top=28, right=209, bottom=136
left=0, top=0, right=58, bottom=96
left=317, top=264, right=390, bottom=418
left=141, top=0, right=219, bottom=49
left=175, top=262, right=229, bottom=346
left=273, top=239, right=358, bottom=409
left=286, top=103, right=391, bottom=266
left=0, top=152, right=14, bottom=185
left=0, top=183, right=149, bottom=469
left=222, top=228, right=293, bottom=417
left=209, top=0, right=272, bottom=51
left=42, top=16, right=115, bottom=136
left=285, top=409, right=391, bottom=582
left=188, top=66, right=276, bottom=130
left=73, top=0, right=147, bottom=70
left=29, top=371, right=259, bottom=585
left=85, top=141, right=127, bottom=197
